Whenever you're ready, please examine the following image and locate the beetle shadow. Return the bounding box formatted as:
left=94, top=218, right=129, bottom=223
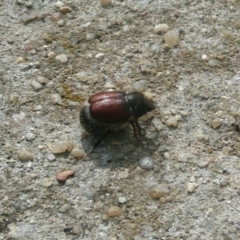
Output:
left=80, top=127, right=158, bottom=169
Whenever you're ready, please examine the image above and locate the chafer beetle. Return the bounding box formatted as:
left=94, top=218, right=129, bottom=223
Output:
left=80, top=91, right=155, bottom=135
left=80, top=90, right=155, bottom=155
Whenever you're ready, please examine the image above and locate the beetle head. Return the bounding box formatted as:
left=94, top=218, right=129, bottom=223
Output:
left=127, top=92, right=155, bottom=118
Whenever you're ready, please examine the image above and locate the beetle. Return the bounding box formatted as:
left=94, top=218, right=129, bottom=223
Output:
left=80, top=91, right=155, bottom=135
left=80, top=90, right=155, bottom=156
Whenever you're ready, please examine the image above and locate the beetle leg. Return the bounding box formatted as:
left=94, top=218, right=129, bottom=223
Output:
left=133, top=117, right=144, bottom=136
left=130, top=119, right=138, bottom=137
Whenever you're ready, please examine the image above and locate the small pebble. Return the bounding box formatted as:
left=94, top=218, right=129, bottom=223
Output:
left=6, top=37, right=14, bottom=44
left=107, top=206, right=122, bottom=217
left=180, top=111, right=189, bottom=117
left=30, top=173, right=38, bottom=179
left=149, top=185, right=169, bottom=200
left=59, top=204, right=71, bottom=213
left=76, top=71, right=89, bottom=82
left=25, top=0, right=32, bottom=7
left=118, top=197, right=127, bottom=204
left=9, top=94, right=18, bottom=103
left=46, top=153, right=56, bottom=161
left=94, top=201, right=103, bottom=210
left=187, top=182, right=198, bottom=193
left=195, top=131, right=209, bottom=142
left=17, top=57, right=25, bottom=63
left=30, top=49, right=37, bottom=55
left=104, top=82, right=115, bottom=89
left=60, top=6, right=71, bottom=14
left=221, top=29, right=232, bottom=39
left=170, top=108, right=177, bottom=115
left=12, top=112, right=27, bottom=126
left=72, top=225, right=82, bottom=234
left=86, top=33, right=95, bottom=40
left=100, top=0, right=111, bottom=7
left=201, top=54, right=208, bottom=61
left=160, top=196, right=174, bottom=204
left=132, top=80, right=146, bottom=92
left=36, top=76, right=49, bottom=85
left=116, top=170, right=129, bottom=179
left=209, top=59, right=219, bottom=67
left=166, top=116, right=178, bottom=128
left=31, top=80, right=42, bottom=90
left=51, top=12, right=63, bottom=21
left=153, top=24, right=169, bottom=34
left=55, top=54, right=68, bottom=63
left=50, top=93, right=62, bottom=105
left=39, top=178, right=54, bottom=188
left=18, top=149, right=34, bottom=161
left=34, top=105, right=42, bottom=111
left=102, top=214, right=109, bottom=221
left=139, top=60, right=155, bottom=74
left=55, top=1, right=64, bottom=8
left=211, top=119, right=221, bottom=129
left=25, top=132, right=36, bottom=141
left=174, top=9, right=181, bottom=17
left=56, top=170, right=74, bottom=182
left=95, top=53, right=104, bottom=59
left=222, top=146, right=232, bottom=154
left=34, top=61, right=40, bottom=67
left=43, top=35, right=53, bottom=43
left=20, top=63, right=32, bottom=71
left=57, top=19, right=64, bottom=26
left=70, top=148, right=85, bottom=159
left=144, top=91, right=154, bottom=100
left=152, top=118, right=164, bottom=131
left=164, top=152, right=170, bottom=159
left=65, top=179, right=74, bottom=185
left=122, top=25, right=130, bottom=32
left=164, top=30, right=180, bottom=48
left=48, top=51, right=56, bottom=58
left=139, top=156, right=154, bottom=170
left=197, top=160, right=209, bottom=168
left=48, top=141, right=74, bottom=154
left=157, top=145, right=169, bottom=153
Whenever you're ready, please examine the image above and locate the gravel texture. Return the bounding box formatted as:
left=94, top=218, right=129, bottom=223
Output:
left=1, top=0, right=240, bottom=239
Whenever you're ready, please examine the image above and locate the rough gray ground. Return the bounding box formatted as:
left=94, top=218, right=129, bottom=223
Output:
left=1, top=0, right=240, bottom=239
